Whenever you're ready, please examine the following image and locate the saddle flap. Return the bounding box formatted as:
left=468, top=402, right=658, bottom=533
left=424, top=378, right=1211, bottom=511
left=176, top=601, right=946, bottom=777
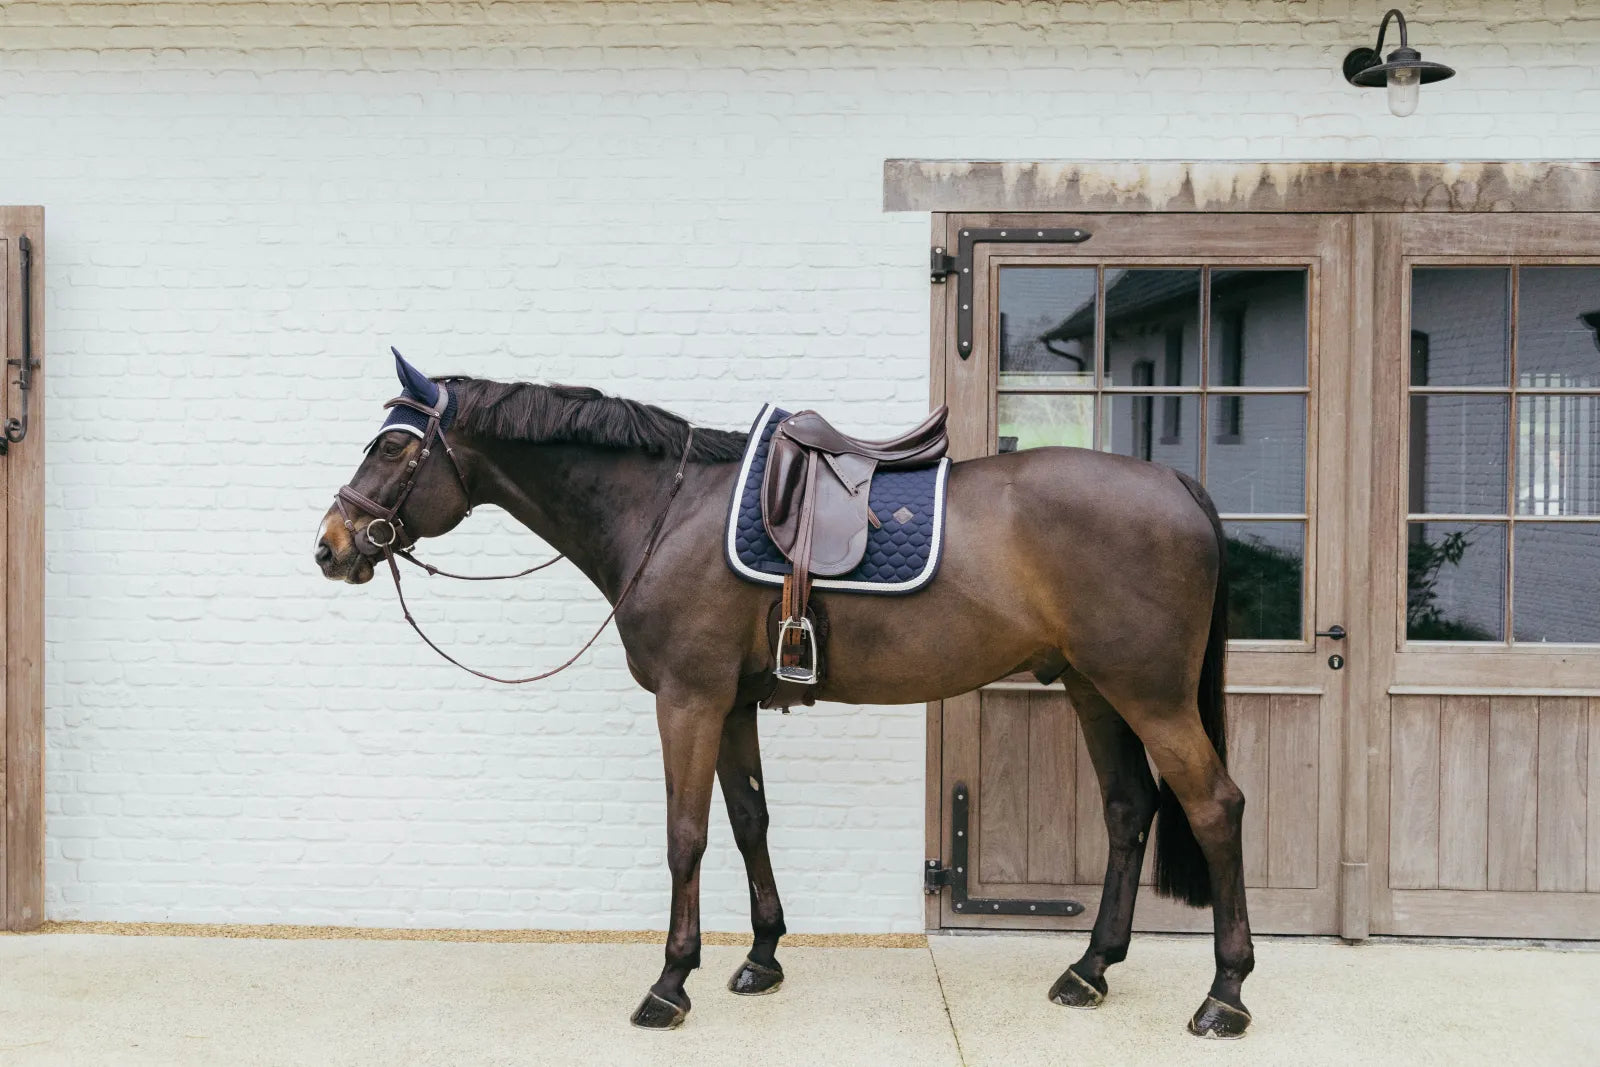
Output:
left=761, top=436, right=876, bottom=577
left=806, top=453, right=875, bottom=575
left=761, top=434, right=808, bottom=558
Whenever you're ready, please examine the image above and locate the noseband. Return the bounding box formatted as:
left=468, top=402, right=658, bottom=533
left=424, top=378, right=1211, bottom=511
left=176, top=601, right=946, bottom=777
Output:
left=335, top=386, right=695, bottom=684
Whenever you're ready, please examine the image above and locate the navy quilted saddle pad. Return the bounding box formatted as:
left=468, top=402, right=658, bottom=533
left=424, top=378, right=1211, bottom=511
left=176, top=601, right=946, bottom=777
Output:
left=724, top=404, right=950, bottom=595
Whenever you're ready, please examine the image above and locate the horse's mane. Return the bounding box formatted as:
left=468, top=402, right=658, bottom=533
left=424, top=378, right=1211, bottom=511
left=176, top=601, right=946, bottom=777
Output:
left=440, top=377, right=749, bottom=463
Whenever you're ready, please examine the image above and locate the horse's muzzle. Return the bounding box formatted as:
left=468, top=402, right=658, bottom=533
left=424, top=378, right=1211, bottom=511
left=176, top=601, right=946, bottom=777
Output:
left=315, top=511, right=377, bottom=584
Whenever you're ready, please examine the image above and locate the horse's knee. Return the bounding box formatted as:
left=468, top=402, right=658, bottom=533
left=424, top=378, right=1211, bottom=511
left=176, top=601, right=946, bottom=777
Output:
left=668, top=827, right=708, bottom=882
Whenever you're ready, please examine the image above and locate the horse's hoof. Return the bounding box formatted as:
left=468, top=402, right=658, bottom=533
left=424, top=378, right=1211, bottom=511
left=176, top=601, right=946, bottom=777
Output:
left=1047, top=967, right=1106, bottom=1009
left=728, top=956, right=784, bottom=996
left=1188, top=995, right=1252, bottom=1039
left=629, top=991, right=689, bottom=1030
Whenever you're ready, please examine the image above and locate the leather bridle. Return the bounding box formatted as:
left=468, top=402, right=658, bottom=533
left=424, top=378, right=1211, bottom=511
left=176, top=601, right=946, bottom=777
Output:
left=335, top=384, right=695, bottom=684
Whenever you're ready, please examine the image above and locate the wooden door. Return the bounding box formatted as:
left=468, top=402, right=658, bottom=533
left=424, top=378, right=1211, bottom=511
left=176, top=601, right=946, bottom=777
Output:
left=1368, top=214, right=1600, bottom=938
left=928, top=213, right=1353, bottom=934
left=1, top=207, right=44, bottom=931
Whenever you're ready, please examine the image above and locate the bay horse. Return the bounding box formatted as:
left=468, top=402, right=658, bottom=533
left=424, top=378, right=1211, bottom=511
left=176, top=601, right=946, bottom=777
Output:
left=314, top=355, right=1252, bottom=1038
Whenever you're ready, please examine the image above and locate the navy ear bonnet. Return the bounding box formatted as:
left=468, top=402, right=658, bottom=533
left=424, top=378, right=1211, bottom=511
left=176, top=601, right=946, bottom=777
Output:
left=372, top=347, right=458, bottom=448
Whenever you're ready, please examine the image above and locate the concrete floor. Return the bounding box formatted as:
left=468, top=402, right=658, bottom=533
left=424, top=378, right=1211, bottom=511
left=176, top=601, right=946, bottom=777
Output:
left=1, top=931, right=1596, bottom=1066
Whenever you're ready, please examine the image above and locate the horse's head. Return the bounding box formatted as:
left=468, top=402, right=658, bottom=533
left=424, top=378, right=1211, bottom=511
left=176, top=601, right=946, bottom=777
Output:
left=315, top=349, right=473, bottom=584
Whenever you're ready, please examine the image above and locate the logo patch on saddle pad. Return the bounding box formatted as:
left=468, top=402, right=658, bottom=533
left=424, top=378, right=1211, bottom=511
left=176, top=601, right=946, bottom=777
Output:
left=725, top=404, right=950, bottom=595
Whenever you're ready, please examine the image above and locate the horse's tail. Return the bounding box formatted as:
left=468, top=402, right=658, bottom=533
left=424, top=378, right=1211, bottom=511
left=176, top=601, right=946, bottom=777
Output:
left=1154, top=471, right=1230, bottom=908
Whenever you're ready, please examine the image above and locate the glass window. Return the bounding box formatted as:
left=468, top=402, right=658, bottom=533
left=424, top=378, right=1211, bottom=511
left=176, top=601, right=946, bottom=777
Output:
left=998, top=267, right=1096, bottom=389
left=1406, top=265, right=1600, bottom=644
left=1205, top=395, right=1307, bottom=514
left=1225, top=522, right=1305, bottom=640
left=1103, top=269, right=1201, bottom=388
left=997, top=393, right=1093, bottom=454
left=995, top=263, right=1313, bottom=642
left=1210, top=269, right=1308, bottom=388
left=1410, top=268, right=1511, bottom=387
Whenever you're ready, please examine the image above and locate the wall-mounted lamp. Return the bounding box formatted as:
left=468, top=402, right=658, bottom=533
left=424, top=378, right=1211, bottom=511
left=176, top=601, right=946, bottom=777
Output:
left=1343, top=8, right=1454, bottom=117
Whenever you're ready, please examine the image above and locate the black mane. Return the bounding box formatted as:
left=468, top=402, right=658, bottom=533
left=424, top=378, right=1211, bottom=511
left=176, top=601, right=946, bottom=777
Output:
left=442, top=378, right=749, bottom=463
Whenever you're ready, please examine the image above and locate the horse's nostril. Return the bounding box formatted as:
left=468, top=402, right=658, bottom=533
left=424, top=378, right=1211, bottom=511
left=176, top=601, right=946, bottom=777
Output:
left=315, top=541, right=334, bottom=567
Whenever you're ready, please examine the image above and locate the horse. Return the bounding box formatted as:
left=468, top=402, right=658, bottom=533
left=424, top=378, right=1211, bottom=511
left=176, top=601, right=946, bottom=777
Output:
left=314, top=352, right=1253, bottom=1038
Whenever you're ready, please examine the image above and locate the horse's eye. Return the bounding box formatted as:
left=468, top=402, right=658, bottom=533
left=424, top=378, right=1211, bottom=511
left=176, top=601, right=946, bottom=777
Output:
left=381, top=439, right=406, bottom=457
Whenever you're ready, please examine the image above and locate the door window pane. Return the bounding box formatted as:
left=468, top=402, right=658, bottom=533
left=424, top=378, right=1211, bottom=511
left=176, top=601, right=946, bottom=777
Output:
left=1409, top=395, right=1509, bottom=514
left=1517, top=393, right=1600, bottom=515
left=1406, top=522, right=1506, bottom=642
left=1103, top=394, right=1198, bottom=477
left=1225, top=521, right=1304, bottom=639
left=1516, top=267, right=1600, bottom=387
left=1205, top=395, right=1306, bottom=514
left=1512, top=523, right=1600, bottom=643
left=997, top=393, right=1093, bottom=453
left=1103, top=269, right=1200, bottom=387
left=999, top=267, right=1096, bottom=388
left=1410, top=268, right=1511, bottom=386
left=1210, top=269, right=1308, bottom=387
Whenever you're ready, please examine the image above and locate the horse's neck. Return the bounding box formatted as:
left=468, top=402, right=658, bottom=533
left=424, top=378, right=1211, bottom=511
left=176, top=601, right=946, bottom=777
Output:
left=467, top=438, right=672, bottom=602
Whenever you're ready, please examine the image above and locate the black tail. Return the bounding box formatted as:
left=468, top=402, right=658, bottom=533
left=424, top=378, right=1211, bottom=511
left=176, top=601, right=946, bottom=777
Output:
left=1154, top=472, right=1230, bottom=909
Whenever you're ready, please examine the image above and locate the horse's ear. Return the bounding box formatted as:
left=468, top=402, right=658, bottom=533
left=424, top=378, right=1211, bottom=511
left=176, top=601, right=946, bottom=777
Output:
left=391, top=347, right=440, bottom=407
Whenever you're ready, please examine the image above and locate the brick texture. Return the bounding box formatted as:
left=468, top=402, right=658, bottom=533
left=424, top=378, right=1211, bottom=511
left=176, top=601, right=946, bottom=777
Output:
left=4, top=1, right=1599, bottom=931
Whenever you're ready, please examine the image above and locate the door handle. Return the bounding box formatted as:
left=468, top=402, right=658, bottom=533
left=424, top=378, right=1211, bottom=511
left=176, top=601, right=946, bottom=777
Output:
left=1315, top=625, right=1347, bottom=641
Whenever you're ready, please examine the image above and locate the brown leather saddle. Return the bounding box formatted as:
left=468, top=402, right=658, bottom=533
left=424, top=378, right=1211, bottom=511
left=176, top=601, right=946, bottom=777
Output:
left=760, top=406, right=949, bottom=694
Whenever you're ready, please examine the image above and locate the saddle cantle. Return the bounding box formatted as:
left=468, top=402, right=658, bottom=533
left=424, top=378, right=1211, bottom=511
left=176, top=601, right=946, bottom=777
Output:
left=758, top=406, right=949, bottom=698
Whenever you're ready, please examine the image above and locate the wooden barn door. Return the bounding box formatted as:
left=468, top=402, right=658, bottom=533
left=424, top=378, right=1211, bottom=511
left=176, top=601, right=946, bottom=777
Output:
left=928, top=214, right=1354, bottom=934
left=1, top=207, right=44, bottom=931
left=1368, top=214, right=1600, bottom=938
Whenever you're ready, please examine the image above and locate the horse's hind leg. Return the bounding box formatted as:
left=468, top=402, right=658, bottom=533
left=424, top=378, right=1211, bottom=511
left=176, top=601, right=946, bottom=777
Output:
left=1112, top=693, right=1254, bottom=1038
left=716, top=703, right=787, bottom=996
left=1047, top=670, right=1158, bottom=1009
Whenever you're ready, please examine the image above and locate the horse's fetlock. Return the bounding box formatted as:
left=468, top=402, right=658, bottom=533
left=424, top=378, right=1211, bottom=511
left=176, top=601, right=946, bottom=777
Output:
left=665, top=940, right=702, bottom=972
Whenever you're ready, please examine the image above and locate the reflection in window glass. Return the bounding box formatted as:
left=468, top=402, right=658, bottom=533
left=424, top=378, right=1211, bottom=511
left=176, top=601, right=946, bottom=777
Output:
left=1204, top=395, right=1306, bottom=514
left=1516, top=393, right=1600, bottom=516
left=1408, top=395, right=1509, bottom=514
left=1406, top=522, right=1506, bottom=642
left=1410, top=268, right=1511, bottom=386
left=997, top=393, right=1093, bottom=454
left=1512, top=524, right=1600, bottom=643
left=1225, top=522, right=1303, bottom=640
left=1209, top=270, right=1308, bottom=388
left=998, top=267, right=1096, bottom=388
left=1104, top=394, right=1199, bottom=477
left=1516, top=267, right=1600, bottom=387
left=1103, top=269, right=1200, bottom=387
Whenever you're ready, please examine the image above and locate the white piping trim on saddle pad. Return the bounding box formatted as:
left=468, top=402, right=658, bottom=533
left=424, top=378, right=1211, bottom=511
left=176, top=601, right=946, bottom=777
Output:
left=724, top=402, right=950, bottom=595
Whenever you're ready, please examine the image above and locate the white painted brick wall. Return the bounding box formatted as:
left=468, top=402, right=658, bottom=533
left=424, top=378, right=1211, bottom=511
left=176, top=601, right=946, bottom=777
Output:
left=4, top=1, right=1599, bottom=932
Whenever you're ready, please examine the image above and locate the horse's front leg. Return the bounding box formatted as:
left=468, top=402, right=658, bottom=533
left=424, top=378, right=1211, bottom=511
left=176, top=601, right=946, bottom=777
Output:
left=717, top=703, right=787, bottom=996
left=630, top=692, right=726, bottom=1030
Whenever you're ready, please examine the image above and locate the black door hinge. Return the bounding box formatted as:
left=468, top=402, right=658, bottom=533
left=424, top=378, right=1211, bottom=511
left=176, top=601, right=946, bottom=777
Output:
left=1, top=235, right=37, bottom=456
left=925, top=783, right=1086, bottom=917
left=932, top=227, right=1092, bottom=359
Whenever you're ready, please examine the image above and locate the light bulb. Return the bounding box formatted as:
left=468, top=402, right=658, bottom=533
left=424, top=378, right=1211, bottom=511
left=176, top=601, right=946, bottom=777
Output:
left=1387, top=66, right=1420, bottom=117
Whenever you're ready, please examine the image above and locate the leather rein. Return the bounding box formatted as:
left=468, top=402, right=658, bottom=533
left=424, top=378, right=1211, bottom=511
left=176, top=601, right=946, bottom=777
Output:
left=334, top=384, right=695, bottom=684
